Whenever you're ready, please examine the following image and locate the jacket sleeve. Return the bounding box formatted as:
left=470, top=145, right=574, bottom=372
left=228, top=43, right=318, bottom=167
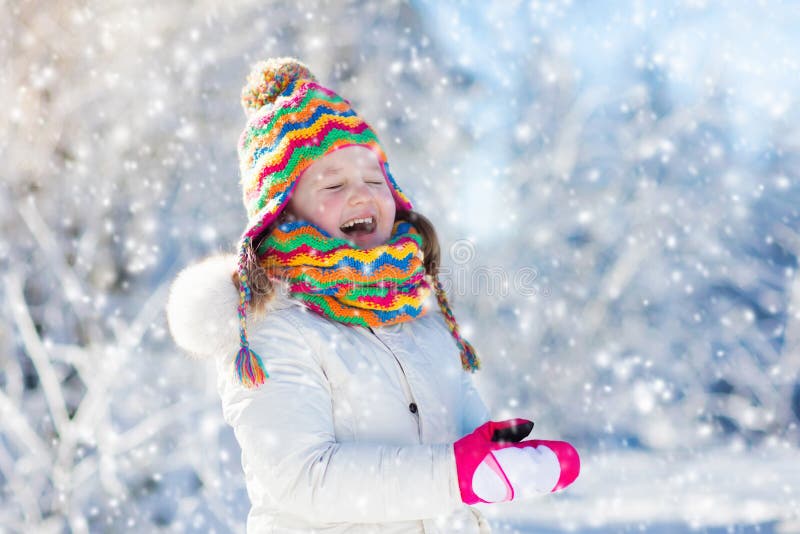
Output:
left=217, top=311, right=464, bottom=524
left=460, top=369, right=492, bottom=435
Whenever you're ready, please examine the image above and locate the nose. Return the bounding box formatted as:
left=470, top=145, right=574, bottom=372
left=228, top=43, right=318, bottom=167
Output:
left=347, top=180, right=373, bottom=205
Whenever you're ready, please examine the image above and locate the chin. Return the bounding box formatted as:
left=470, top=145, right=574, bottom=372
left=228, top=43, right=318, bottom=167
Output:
left=353, top=239, right=379, bottom=249
left=354, top=235, right=388, bottom=249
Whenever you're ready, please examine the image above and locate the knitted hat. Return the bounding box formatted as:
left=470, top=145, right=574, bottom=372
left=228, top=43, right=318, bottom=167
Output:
left=237, top=57, right=413, bottom=242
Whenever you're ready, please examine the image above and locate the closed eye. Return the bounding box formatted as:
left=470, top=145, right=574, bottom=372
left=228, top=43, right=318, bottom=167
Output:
left=324, top=184, right=343, bottom=190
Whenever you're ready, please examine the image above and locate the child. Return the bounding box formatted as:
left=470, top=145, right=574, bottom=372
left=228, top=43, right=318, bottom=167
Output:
left=167, top=57, right=579, bottom=533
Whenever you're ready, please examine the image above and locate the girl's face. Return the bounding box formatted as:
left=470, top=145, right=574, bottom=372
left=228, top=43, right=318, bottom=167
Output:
left=285, top=145, right=397, bottom=249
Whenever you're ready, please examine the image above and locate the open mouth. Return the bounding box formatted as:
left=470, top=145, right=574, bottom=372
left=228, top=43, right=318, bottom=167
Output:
left=339, top=215, right=377, bottom=236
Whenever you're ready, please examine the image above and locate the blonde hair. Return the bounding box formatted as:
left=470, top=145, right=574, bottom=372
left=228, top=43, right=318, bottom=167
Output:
left=231, top=210, right=442, bottom=315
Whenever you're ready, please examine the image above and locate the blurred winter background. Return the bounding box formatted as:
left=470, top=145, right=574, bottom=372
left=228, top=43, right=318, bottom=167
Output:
left=2, top=0, right=799, bottom=532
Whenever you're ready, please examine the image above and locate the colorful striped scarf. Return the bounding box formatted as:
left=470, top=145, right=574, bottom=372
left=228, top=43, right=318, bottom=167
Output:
left=234, top=219, right=481, bottom=388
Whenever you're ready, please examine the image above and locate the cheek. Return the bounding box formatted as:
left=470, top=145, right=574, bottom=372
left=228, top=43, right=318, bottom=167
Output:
left=294, top=192, right=342, bottom=233
left=378, top=192, right=396, bottom=230
left=377, top=185, right=395, bottom=207
left=312, top=196, right=341, bottom=220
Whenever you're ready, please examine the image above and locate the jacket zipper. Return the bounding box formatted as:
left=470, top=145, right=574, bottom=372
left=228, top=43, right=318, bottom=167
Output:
left=366, top=326, right=423, bottom=443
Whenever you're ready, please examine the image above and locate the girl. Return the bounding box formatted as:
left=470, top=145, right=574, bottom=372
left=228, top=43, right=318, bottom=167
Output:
left=167, top=57, right=579, bottom=533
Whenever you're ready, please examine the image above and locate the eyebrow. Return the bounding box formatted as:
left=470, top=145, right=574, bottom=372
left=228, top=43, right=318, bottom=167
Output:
left=322, top=166, right=343, bottom=177
left=318, top=165, right=382, bottom=180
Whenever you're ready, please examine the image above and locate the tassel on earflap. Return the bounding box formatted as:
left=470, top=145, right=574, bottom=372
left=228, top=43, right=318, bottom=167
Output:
left=235, top=237, right=269, bottom=388
left=432, top=275, right=481, bottom=372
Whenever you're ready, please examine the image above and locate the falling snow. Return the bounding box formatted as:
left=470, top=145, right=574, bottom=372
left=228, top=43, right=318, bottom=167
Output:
left=2, top=0, right=800, bottom=532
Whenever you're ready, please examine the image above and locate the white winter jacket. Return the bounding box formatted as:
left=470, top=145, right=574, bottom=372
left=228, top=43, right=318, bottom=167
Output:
left=167, top=254, right=494, bottom=533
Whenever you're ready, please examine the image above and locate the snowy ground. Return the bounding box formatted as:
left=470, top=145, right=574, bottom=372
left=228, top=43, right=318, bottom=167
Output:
left=476, top=447, right=800, bottom=533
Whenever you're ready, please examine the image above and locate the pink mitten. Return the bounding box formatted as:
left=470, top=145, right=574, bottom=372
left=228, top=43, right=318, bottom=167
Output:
left=453, top=418, right=580, bottom=504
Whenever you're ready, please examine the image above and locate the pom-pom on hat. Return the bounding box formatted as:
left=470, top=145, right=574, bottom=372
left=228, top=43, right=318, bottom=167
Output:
left=237, top=57, right=413, bottom=242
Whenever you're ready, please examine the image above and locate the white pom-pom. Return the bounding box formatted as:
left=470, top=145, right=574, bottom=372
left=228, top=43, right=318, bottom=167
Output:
left=166, top=254, right=242, bottom=359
